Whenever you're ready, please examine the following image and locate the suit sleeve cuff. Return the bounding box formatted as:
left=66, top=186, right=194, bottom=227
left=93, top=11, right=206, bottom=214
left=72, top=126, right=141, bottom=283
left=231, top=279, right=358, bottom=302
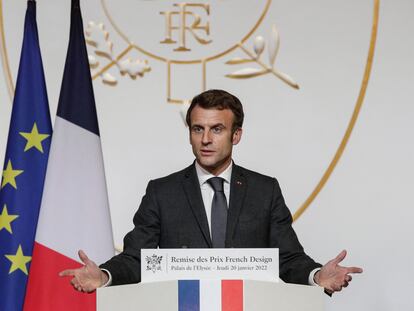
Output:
left=308, top=268, right=321, bottom=286
left=100, top=269, right=112, bottom=287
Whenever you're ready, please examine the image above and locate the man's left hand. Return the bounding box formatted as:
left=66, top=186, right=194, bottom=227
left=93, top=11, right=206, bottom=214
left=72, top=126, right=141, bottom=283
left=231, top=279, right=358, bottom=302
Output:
left=314, top=250, right=363, bottom=294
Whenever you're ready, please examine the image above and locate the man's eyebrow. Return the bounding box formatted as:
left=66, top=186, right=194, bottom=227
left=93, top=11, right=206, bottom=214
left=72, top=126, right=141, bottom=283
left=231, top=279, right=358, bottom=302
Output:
left=191, top=123, right=225, bottom=128
left=191, top=123, right=203, bottom=129
left=211, top=123, right=226, bottom=128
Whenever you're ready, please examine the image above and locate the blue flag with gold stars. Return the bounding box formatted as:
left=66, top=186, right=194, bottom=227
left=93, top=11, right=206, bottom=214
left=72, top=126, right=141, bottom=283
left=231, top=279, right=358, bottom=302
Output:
left=0, top=1, right=52, bottom=310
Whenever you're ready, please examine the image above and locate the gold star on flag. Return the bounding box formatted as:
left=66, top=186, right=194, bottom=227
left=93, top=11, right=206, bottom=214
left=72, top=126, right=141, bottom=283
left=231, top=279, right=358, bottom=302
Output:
left=5, top=244, right=32, bottom=275
left=0, top=204, right=19, bottom=234
left=19, top=122, right=50, bottom=153
left=1, top=160, right=24, bottom=189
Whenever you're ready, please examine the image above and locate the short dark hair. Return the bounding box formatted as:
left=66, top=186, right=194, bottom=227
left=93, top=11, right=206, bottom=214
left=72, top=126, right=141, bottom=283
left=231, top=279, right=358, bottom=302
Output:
left=186, top=89, right=244, bottom=131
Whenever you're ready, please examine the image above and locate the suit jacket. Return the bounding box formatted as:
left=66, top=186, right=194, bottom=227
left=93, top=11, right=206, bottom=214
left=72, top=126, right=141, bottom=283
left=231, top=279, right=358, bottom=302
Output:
left=101, top=163, right=321, bottom=285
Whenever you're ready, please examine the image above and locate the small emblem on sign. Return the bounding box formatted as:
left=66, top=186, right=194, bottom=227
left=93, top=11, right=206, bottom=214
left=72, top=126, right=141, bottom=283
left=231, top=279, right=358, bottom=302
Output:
left=145, top=254, right=163, bottom=273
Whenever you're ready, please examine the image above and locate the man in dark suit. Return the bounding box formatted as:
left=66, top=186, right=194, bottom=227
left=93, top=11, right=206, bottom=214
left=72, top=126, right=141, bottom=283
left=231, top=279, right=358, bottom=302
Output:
left=60, top=89, right=362, bottom=294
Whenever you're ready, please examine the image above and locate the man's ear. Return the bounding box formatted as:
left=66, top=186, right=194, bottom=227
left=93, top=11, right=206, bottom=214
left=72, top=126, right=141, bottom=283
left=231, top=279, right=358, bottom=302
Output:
left=232, top=128, right=242, bottom=145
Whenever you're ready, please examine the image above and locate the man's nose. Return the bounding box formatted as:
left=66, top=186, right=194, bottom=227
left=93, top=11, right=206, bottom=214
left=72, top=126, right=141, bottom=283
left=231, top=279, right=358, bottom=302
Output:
left=201, top=130, right=212, bottom=144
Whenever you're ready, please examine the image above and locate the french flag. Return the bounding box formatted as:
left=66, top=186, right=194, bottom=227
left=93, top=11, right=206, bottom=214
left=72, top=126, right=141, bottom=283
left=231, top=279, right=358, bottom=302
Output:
left=23, top=0, right=114, bottom=310
left=178, top=280, right=243, bottom=311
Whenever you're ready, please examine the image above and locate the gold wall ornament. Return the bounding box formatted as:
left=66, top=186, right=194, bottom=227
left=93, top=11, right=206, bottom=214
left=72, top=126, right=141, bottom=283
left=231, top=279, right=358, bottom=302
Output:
left=225, top=25, right=299, bottom=89
left=99, top=0, right=272, bottom=102
left=292, top=0, right=380, bottom=221
left=160, top=3, right=212, bottom=52
left=0, top=0, right=13, bottom=101
left=86, top=21, right=151, bottom=85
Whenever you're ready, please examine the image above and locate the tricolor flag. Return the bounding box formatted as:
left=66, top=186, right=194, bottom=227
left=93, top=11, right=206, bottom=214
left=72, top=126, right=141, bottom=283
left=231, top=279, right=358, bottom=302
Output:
left=0, top=1, right=52, bottom=310
left=24, top=0, right=114, bottom=309
left=178, top=280, right=243, bottom=311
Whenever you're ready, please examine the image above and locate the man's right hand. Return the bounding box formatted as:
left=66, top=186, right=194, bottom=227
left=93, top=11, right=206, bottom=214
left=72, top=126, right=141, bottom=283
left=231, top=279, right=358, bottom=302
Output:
left=59, top=250, right=109, bottom=293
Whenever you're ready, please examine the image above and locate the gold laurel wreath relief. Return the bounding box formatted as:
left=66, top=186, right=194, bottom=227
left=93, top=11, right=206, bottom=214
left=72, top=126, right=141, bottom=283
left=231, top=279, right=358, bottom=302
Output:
left=86, top=22, right=151, bottom=85
left=225, top=25, right=299, bottom=90
left=0, top=0, right=380, bottom=222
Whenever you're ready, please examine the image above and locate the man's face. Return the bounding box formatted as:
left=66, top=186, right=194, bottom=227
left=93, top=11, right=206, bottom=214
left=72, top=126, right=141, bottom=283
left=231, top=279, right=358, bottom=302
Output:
left=189, top=106, right=242, bottom=175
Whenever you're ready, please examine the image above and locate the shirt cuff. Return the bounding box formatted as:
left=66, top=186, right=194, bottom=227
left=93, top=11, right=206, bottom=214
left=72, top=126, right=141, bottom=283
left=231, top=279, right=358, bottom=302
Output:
left=308, top=268, right=321, bottom=286
left=100, top=269, right=112, bottom=287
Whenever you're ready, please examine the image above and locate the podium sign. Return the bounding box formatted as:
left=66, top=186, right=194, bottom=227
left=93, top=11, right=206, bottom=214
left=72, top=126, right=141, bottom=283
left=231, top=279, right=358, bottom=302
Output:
left=141, top=248, right=279, bottom=283
left=98, top=249, right=324, bottom=311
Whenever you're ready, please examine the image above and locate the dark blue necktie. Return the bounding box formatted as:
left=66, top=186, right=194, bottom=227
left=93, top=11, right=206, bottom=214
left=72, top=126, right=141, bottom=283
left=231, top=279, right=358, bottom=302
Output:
left=207, top=177, right=227, bottom=248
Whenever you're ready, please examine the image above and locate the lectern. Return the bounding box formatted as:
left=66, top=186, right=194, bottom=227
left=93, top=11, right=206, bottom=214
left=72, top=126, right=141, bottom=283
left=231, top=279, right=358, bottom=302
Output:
left=97, top=280, right=324, bottom=310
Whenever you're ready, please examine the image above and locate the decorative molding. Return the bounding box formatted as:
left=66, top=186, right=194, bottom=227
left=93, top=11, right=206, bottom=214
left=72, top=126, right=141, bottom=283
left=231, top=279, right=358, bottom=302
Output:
left=0, top=0, right=14, bottom=102
left=293, top=0, right=380, bottom=221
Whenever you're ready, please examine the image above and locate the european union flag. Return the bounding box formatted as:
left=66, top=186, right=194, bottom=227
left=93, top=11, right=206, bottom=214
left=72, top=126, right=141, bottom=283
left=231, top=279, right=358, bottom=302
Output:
left=0, top=1, right=52, bottom=310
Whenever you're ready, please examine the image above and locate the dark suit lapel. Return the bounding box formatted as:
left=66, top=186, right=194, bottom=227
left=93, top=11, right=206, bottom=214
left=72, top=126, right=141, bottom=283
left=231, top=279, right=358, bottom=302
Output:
left=226, top=165, right=247, bottom=246
left=182, top=165, right=213, bottom=247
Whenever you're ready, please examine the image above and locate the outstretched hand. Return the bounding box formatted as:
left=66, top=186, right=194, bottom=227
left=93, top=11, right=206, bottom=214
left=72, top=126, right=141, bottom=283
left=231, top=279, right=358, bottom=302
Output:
left=314, top=250, right=363, bottom=294
left=59, top=250, right=108, bottom=293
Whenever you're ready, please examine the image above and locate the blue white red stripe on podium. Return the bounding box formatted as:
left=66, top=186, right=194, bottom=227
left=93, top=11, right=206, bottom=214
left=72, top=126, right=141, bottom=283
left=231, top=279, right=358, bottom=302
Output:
left=178, top=280, right=243, bottom=311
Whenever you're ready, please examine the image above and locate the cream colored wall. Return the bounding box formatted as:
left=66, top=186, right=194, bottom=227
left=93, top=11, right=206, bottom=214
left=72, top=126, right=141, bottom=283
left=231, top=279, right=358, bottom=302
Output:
left=1, top=1, right=413, bottom=310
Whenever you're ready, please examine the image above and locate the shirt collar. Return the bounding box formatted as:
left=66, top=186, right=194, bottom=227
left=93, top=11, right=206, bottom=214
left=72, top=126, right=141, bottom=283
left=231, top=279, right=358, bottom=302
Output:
left=195, top=161, right=233, bottom=186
